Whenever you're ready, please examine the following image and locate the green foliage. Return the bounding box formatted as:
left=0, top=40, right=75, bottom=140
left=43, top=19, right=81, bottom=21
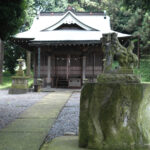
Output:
left=34, top=0, right=68, bottom=12
left=123, top=0, right=150, bottom=10
left=33, top=0, right=102, bottom=12
left=3, top=0, right=35, bottom=74
left=23, top=0, right=36, bottom=31
left=0, top=0, right=27, bottom=40
left=0, top=71, right=33, bottom=89
left=101, top=0, right=150, bottom=54
left=0, top=72, right=12, bottom=89
left=134, top=57, right=150, bottom=82
left=4, top=42, right=26, bottom=74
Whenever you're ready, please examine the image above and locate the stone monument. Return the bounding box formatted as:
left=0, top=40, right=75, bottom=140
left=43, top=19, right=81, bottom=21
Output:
left=79, top=33, right=150, bottom=150
left=9, top=58, right=29, bottom=94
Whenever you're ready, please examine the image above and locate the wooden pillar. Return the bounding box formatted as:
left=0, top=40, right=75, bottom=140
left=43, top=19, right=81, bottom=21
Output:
left=93, top=53, right=95, bottom=80
left=51, top=55, right=55, bottom=87
left=47, top=55, right=51, bottom=85
left=82, top=56, right=86, bottom=84
left=33, top=50, right=36, bottom=85
left=38, top=47, right=41, bottom=78
left=26, top=50, right=31, bottom=76
left=0, top=39, right=4, bottom=84
left=66, top=55, right=70, bottom=80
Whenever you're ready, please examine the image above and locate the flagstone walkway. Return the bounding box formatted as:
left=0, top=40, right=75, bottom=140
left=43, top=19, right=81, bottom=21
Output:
left=0, top=89, right=73, bottom=150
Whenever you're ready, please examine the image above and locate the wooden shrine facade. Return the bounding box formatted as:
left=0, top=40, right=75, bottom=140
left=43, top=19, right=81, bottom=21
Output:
left=32, top=43, right=103, bottom=88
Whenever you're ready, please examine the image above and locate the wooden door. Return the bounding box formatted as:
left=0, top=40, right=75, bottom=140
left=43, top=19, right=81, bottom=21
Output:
left=70, top=55, right=82, bottom=78
left=55, top=55, right=67, bottom=79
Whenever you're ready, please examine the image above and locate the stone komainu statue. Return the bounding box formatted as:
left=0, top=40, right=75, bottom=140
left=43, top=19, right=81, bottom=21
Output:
left=102, top=33, right=138, bottom=72
left=79, top=34, right=148, bottom=150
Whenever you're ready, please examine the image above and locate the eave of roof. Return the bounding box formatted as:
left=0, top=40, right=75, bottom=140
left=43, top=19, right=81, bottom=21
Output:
left=14, top=30, right=131, bottom=44
left=29, top=40, right=101, bottom=46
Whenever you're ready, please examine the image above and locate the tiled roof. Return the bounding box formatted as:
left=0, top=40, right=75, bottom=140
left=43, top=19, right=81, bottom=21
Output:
left=14, top=10, right=131, bottom=43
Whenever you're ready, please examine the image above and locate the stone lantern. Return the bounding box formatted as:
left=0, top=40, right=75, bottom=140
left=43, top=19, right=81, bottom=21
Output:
left=9, top=58, right=29, bottom=94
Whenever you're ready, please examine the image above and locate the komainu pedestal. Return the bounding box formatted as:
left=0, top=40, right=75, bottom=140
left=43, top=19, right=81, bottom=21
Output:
left=79, top=74, right=150, bottom=150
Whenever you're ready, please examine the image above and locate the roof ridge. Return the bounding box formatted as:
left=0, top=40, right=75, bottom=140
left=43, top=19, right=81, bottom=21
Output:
left=41, top=11, right=99, bottom=31
left=40, top=11, right=104, bottom=16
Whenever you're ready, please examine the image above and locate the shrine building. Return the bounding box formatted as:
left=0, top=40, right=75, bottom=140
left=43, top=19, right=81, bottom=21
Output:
left=12, top=7, right=132, bottom=88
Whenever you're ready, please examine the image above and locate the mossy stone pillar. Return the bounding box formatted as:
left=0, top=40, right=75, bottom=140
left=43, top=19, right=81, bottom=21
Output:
left=79, top=74, right=150, bottom=150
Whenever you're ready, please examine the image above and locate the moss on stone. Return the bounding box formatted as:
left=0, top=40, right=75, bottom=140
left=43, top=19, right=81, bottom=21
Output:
left=79, top=74, right=150, bottom=150
left=97, top=73, right=140, bottom=83
left=79, top=83, right=95, bottom=147
left=11, top=84, right=28, bottom=89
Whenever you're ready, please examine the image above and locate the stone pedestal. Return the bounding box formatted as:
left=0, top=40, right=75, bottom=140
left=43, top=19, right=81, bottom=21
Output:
left=34, top=78, right=43, bottom=92
left=79, top=74, right=150, bottom=150
left=9, top=58, right=29, bottom=94
left=9, top=76, right=29, bottom=94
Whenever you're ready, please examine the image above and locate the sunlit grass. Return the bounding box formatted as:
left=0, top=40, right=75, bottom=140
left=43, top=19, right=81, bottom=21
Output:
left=0, top=72, right=12, bottom=89
left=0, top=72, right=34, bottom=89
left=134, top=58, right=150, bottom=82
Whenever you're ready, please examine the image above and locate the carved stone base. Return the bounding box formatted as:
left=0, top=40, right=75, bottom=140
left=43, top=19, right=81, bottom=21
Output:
left=9, top=88, right=28, bottom=94
left=79, top=74, right=150, bottom=150
left=97, top=73, right=140, bottom=83
left=9, top=76, right=29, bottom=94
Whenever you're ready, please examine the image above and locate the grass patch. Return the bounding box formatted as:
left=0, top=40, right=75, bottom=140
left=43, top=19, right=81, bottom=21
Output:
left=0, top=72, right=34, bottom=90
left=28, top=78, right=34, bottom=88
left=134, top=58, right=150, bottom=82
left=0, top=72, right=12, bottom=89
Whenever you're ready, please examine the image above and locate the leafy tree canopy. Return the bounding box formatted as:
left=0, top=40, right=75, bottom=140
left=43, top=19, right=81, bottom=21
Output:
left=123, top=0, right=150, bottom=10
left=102, top=0, right=150, bottom=53
left=0, top=0, right=35, bottom=74
left=0, top=0, right=28, bottom=40
left=0, top=0, right=35, bottom=40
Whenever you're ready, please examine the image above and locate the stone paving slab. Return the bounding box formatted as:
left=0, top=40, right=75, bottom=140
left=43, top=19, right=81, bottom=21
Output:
left=0, top=132, right=46, bottom=150
left=19, top=107, right=61, bottom=119
left=41, top=136, right=87, bottom=150
left=0, top=90, right=73, bottom=150
left=1, top=118, right=54, bottom=132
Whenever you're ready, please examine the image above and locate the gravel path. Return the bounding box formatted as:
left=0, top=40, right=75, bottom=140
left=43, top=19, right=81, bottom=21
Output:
left=0, top=90, right=48, bottom=130
left=45, top=92, right=80, bottom=142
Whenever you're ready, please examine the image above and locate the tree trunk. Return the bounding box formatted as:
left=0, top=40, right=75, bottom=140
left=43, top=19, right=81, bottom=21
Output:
left=0, top=39, right=4, bottom=84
